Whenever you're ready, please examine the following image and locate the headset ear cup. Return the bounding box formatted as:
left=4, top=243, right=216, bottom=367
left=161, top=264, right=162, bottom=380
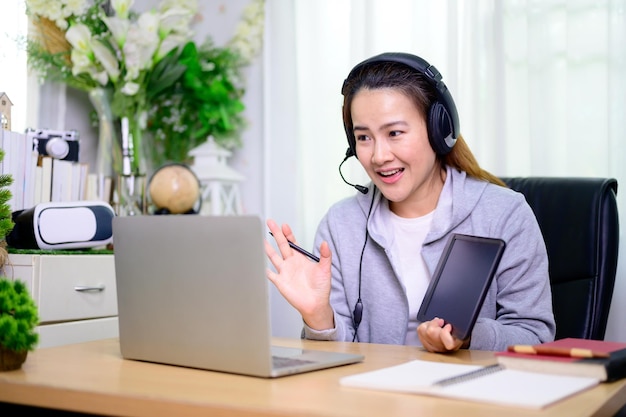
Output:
left=345, top=130, right=357, bottom=159
left=427, top=101, right=454, bottom=155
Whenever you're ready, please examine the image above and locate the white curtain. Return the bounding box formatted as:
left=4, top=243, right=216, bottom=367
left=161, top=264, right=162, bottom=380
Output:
left=0, top=0, right=30, bottom=131
left=265, top=0, right=626, bottom=339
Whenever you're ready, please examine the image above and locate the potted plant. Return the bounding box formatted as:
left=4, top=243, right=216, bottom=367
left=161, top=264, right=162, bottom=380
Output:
left=0, top=279, right=39, bottom=371
left=0, top=148, right=39, bottom=371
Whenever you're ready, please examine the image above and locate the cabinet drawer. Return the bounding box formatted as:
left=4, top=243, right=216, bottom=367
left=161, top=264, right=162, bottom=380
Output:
left=2, top=253, right=36, bottom=292
left=37, top=317, right=119, bottom=348
left=34, top=255, right=117, bottom=323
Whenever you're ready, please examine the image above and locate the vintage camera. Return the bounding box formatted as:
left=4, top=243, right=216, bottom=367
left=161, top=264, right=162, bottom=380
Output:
left=27, top=128, right=80, bottom=162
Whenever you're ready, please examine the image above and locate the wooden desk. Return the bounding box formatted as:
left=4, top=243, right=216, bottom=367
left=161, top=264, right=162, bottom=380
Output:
left=0, top=338, right=624, bottom=417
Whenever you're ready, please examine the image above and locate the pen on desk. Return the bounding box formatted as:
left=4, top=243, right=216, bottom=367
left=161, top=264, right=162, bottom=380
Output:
left=507, top=345, right=610, bottom=358
left=268, top=232, right=320, bottom=263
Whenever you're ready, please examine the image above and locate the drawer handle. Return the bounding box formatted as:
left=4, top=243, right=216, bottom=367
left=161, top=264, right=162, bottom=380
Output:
left=74, top=285, right=106, bottom=292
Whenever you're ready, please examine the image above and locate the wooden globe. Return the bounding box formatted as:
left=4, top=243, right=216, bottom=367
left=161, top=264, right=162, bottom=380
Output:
left=148, top=164, right=200, bottom=214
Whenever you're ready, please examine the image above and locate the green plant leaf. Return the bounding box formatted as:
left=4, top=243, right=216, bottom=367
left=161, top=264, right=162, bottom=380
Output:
left=0, top=279, right=39, bottom=351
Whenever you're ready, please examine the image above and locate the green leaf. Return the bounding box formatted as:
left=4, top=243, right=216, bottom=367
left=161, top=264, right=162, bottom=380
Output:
left=145, top=38, right=249, bottom=164
left=0, top=279, right=39, bottom=351
left=147, top=46, right=189, bottom=100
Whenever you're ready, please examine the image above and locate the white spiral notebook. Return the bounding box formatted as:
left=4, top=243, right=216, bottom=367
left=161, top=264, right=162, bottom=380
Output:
left=339, top=359, right=599, bottom=409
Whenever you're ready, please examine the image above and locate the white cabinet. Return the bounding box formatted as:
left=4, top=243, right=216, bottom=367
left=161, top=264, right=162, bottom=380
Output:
left=3, top=254, right=119, bottom=348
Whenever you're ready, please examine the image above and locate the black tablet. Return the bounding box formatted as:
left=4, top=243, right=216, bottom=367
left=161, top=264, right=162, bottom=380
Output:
left=417, top=234, right=506, bottom=341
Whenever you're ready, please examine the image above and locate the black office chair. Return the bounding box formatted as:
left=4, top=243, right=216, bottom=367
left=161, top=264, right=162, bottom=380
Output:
left=500, top=177, right=619, bottom=341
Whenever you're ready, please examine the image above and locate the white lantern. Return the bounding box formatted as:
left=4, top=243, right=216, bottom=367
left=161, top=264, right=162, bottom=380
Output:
left=189, top=137, right=245, bottom=216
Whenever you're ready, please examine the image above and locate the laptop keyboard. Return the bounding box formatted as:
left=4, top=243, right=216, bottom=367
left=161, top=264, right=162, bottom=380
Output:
left=272, top=355, right=316, bottom=369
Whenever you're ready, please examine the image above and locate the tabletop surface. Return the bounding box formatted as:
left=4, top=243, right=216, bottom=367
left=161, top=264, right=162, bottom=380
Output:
left=1, top=338, right=625, bottom=417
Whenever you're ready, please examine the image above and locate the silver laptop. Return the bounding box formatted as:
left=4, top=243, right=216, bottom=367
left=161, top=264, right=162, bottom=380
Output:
left=112, top=215, right=364, bottom=377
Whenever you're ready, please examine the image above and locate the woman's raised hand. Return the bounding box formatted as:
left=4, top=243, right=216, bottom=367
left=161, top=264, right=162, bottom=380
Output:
left=264, top=219, right=335, bottom=330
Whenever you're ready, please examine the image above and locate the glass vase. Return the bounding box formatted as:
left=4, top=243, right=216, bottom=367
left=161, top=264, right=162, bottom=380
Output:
left=88, top=88, right=122, bottom=203
left=117, top=115, right=148, bottom=216
left=117, top=173, right=146, bottom=216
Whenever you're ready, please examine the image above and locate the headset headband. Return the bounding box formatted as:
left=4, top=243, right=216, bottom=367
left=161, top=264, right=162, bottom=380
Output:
left=342, top=52, right=460, bottom=156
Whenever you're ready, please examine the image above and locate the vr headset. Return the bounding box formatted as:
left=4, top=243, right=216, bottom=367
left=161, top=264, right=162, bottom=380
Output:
left=7, top=201, right=115, bottom=250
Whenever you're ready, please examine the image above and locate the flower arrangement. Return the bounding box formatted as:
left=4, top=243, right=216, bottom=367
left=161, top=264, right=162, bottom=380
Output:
left=26, top=0, right=197, bottom=175
left=26, top=0, right=265, bottom=171
left=148, top=0, right=264, bottom=167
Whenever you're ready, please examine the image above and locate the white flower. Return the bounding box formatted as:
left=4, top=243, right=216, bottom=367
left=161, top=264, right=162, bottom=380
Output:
left=123, top=14, right=160, bottom=78
left=158, top=7, right=195, bottom=39
left=66, top=22, right=121, bottom=86
left=26, top=0, right=89, bottom=30
left=103, top=16, right=130, bottom=49
left=228, top=0, right=265, bottom=65
left=62, top=0, right=89, bottom=17
left=25, top=0, right=46, bottom=14
left=55, top=19, right=69, bottom=31
left=137, top=10, right=161, bottom=36
left=26, top=0, right=61, bottom=18
left=156, top=34, right=186, bottom=60
left=92, top=40, right=120, bottom=82
left=121, top=81, right=140, bottom=96
left=45, top=4, right=64, bottom=26
left=92, top=70, right=110, bottom=86
left=69, top=50, right=92, bottom=75
left=111, top=0, right=134, bottom=20
left=159, top=0, right=197, bottom=15
left=70, top=50, right=109, bottom=86
left=65, top=23, right=93, bottom=54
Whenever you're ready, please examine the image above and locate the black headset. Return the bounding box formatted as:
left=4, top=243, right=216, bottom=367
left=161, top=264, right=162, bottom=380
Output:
left=351, top=186, right=376, bottom=342
left=341, top=52, right=460, bottom=157
left=339, top=53, right=460, bottom=341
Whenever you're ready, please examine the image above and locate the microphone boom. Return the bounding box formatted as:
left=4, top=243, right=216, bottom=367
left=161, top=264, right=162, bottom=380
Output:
left=339, top=149, right=369, bottom=194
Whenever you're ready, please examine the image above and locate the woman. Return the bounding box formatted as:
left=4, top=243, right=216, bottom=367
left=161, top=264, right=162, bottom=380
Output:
left=265, top=52, right=555, bottom=353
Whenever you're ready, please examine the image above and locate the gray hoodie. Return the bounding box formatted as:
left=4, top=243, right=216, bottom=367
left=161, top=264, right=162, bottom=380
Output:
left=304, top=166, right=556, bottom=351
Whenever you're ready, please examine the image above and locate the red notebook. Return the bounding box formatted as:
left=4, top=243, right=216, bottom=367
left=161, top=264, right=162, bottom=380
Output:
left=496, top=338, right=626, bottom=382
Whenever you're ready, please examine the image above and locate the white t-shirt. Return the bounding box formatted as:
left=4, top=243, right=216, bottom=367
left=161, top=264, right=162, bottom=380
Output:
left=389, top=209, right=433, bottom=345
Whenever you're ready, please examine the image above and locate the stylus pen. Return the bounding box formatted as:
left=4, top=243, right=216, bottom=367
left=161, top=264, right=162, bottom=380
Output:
left=268, top=232, right=320, bottom=262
